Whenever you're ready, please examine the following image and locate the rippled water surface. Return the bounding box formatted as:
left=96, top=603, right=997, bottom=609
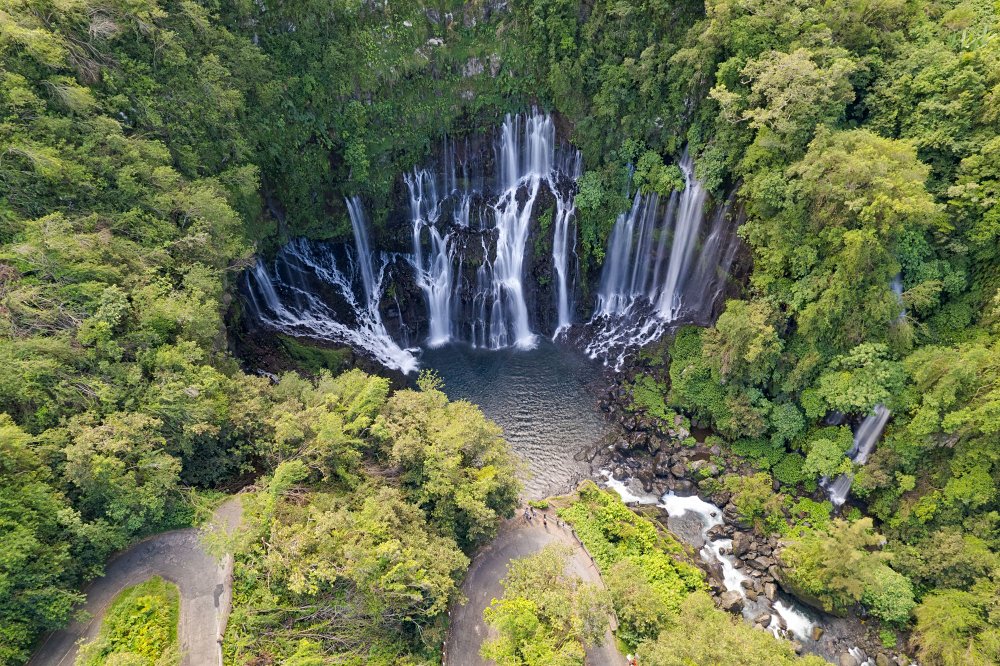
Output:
left=421, top=340, right=612, bottom=499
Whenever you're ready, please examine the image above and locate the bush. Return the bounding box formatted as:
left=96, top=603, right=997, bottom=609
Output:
left=723, top=473, right=786, bottom=533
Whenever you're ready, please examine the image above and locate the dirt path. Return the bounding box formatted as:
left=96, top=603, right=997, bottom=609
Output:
left=29, top=498, right=243, bottom=666
left=445, top=514, right=627, bottom=666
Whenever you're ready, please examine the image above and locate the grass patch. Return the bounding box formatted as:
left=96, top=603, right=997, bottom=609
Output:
left=278, top=335, right=350, bottom=374
left=76, top=577, right=180, bottom=666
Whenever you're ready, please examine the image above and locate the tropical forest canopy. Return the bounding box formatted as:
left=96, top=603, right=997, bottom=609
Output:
left=1, top=0, right=1000, bottom=665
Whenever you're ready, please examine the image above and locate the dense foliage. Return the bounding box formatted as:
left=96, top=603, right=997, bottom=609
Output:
left=4, top=0, right=1000, bottom=663
left=481, top=544, right=612, bottom=666
left=605, top=2, right=1000, bottom=658
left=75, top=577, right=180, bottom=666
left=557, top=481, right=703, bottom=646
left=637, top=591, right=828, bottom=666
left=223, top=372, right=520, bottom=665
left=555, top=484, right=823, bottom=664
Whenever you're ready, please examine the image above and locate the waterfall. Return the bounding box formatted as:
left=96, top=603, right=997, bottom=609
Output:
left=486, top=113, right=552, bottom=349
left=243, top=113, right=747, bottom=373
left=824, top=404, right=891, bottom=506
left=406, top=169, right=454, bottom=347
left=552, top=150, right=583, bottom=337
left=241, top=202, right=419, bottom=374
left=585, top=152, right=740, bottom=368
left=403, top=110, right=581, bottom=350
left=656, top=151, right=709, bottom=319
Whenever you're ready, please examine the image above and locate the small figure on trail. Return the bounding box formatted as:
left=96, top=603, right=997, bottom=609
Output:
left=542, top=514, right=548, bottom=530
left=529, top=506, right=536, bottom=519
left=523, top=508, right=531, bottom=523
left=627, top=654, right=638, bottom=666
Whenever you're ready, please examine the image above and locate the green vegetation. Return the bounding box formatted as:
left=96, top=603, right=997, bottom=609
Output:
left=554, top=483, right=824, bottom=663
left=779, top=518, right=916, bottom=626
left=481, top=544, right=612, bottom=666
left=557, top=481, right=703, bottom=646
left=636, top=591, right=828, bottom=666
left=76, top=577, right=180, bottom=666
left=223, top=371, right=520, bottom=664
left=3, top=0, right=1000, bottom=663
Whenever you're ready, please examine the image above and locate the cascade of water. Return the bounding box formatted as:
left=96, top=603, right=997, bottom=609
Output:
left=824, top=404, right=891, bottom=506
left=552, top=150, right=583, bottom=337
left=406, top=169, right=454, bottom=347
left=656, top=150, right=709, bottom=319
left=242, top=231, right=419, bottom=374
left=346, top=196, right=377, bottom=305
left=594, top=193, right=661, bottom=317
left=585, top=151, right=739, bottom=368
left=485, top=112, right=555, bottom=349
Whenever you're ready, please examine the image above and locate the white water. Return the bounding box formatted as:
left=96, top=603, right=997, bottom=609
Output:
left=772, top=599, right=815, bottom=641
left=552, top=150, right=583, bottom=337
left=242, top=208, right=419, bottom=374
left=604, top=474, right=822, bottom=646
left=656, top=151, right=709, bottom=319
left=600, top=469, right=661, bottom=504
left=406, top=168, right=455, bottom=347
left=401, top=111, right=582, bottom=349
left=825, top=404, right=891, bottom=506
left=585, top=151, right=740, bottom=368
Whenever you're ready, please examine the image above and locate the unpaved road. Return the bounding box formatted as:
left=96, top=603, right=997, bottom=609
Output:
left=445, top=515, right=627, bottom=666
left=29, top=498, right=243, bottom=666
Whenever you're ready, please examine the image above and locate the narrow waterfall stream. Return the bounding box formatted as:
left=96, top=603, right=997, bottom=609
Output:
left=823, top=405, right=892, bottom=506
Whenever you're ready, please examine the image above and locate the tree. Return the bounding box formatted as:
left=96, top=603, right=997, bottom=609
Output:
left=264, top=487, right=468, bottom=622
left=703, top=300, right=783, bottom=387
left=811, top=344, right=905, bottom=416
left=64, top=412, right=181, bottom=537
left=0, top=414, right=85, bottom=665
left=375, top=372, right=522, bottom=550
left=268, top=369, right=389, bottom=484
left=723, top=472, right=785, bottom=532
left=636, top=591, right=828, bottom=666
left=779, top=518, right=915, bottom=624
left=801, top=426, right=854, bottom=480
left=481, top=544, right=612, bottom=666
left=912, top=582, right=1000, bottom=666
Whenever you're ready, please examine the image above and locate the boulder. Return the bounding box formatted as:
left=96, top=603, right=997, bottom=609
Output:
left=732, top=531, right=753, bottom=557
left=754, top=611, right=771, bottom=626
left=670, top=463, right=687, bottom=478
left=875, top=655, right=892, bottom=666
left=838, top=654, right=860, bottom=666
left=791, top=641, right=803, bottom=654
left=719, top=590, right=744, bottom=613
left=810, top=626, right=824, bottom=641
left=753, top=555, right=776, bottom=570
left=764, top=582, right=778, bottom=602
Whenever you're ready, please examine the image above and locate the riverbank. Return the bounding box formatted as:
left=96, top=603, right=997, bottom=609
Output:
left=593, top=368, right=914, bottom=666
